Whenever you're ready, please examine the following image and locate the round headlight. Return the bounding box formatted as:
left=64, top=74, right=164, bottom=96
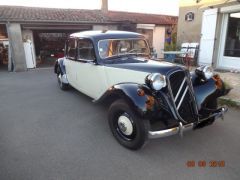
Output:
left=146, top=73, right=166, bottom=91
left=195, top=65, right=214, bottom=80
left=203, top=66, right=213, bottom=80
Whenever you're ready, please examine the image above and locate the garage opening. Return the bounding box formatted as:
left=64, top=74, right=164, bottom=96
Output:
left=0, top=24, right=9, bottom=71
left=24, top=25, right=92, bottom=68
left=33, top=30, right=72, bottom=68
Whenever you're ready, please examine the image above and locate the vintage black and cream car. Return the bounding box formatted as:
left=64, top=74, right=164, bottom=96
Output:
left=54, top=31, right=229, bottom=150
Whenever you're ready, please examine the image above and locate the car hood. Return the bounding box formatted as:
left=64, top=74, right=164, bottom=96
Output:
left=104, top=59, right=184, bottom=75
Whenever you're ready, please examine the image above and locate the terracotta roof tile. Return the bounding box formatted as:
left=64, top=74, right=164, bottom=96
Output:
left=107, top=11, right=177, bottom=25
left=0, top=5, right=177, bottom=25
left=0, top=6, right=108, bottom=23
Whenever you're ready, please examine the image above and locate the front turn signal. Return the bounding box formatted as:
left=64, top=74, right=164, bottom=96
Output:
left=137, top=89, right=145, bottom=96
left=213, top=74, right=223, bottom=89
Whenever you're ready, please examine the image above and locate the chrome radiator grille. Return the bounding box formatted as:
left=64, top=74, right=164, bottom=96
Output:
left=168, top=70, right=196, bottom=123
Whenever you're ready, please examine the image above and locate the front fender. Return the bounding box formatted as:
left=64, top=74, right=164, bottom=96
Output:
left=97, top=83, right=176, bottom=119
left=96, top=83, right=163, bottom=119
left=193, top=75, right=230, bottom=110
left=193, top=78, right=217, bottom=109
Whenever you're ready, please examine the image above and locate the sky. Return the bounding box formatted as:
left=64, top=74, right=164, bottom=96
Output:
left=0, top=0, right=180, bottom=16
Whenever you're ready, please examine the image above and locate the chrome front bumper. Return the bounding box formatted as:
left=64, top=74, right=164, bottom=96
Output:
left=148, top=122, right=193, bottom=139
left=148, top=106, right=228, bottom=139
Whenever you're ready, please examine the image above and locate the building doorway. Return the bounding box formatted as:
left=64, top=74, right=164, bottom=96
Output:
left=0, top=24, right=9, bottom=71
left=30, top=24, right=91, bottom=68
left=218, top=12, right=240, bottom=70
left=33, top=30, right=73, bottom=68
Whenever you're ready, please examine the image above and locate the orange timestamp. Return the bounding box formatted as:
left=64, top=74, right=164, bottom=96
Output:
left=186, top=160, right=225, bottom=168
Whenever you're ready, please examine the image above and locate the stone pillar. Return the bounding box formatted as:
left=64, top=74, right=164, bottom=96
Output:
left=6, top=23, right=26, bottom=72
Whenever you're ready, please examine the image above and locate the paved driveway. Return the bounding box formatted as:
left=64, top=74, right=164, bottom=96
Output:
left=0, top=68, right=239, bottom=180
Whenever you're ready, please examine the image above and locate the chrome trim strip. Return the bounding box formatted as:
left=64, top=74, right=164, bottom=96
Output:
left=148, top=122, right=194, bottom=139
left=177, top=86, right=189, bottom=110
left=167, top=69, right=198, bottom=123
left=166, top=69, right=187, bottom=123
left=174, top=78, right=186, bottom=102
left=179, top=122, right=183, bottom=137
left=199, top=106, right=228, bottom=122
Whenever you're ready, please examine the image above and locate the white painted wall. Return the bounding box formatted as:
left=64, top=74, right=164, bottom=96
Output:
left=153, top=26, right=165, bottom=58
left=137, top=24, right=155, bottom=30
left=93, top=25, right=118, bottom=31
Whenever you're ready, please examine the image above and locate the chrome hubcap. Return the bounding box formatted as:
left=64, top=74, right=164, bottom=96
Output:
left=117, top=115, right=133, bottom=136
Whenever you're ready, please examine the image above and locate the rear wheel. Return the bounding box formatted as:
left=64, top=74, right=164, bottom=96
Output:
left=108, top=99, right=149, bottom=150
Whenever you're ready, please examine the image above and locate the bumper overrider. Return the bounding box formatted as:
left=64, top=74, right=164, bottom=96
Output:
left=148, top=106, right=228, bottom=139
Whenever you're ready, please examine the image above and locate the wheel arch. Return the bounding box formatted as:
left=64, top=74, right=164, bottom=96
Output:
left=54, top=58, right=69, bottom=85
left=54, top=58, right=66, bottom=75
left=95, top=83, right=160, bottom=118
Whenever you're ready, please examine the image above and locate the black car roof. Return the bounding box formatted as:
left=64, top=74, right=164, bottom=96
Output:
left=70, top=30, right=144, bottom=40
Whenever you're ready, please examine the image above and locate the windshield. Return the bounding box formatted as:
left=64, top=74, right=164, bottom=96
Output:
left=98, top=38, right=150, bottom=59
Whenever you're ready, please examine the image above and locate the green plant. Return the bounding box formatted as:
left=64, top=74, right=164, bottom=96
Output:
left=164, top=31, right=177, bottom=51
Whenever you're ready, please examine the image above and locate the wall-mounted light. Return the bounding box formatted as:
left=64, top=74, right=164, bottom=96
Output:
left=185, top=12, right=195, bottom=22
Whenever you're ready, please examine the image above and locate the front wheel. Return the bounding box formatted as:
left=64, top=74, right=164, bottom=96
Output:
left=108, top=99, right=149, bottom=150
left=206, top=99, right=217, bottom=124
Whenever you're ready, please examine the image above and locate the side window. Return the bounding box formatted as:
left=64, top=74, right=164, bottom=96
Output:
left=66, top=38, right=76, bottom=59
left=77, top=39, right=95, bottom=61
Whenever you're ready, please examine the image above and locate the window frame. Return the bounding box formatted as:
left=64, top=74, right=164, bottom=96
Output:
left=77, top=38, right=96, bottom=62
left=223, top=13, right=240, bottom=58
left=97, top=38, right=150, bottom=59
left=66, top=38, right=77, bottom=60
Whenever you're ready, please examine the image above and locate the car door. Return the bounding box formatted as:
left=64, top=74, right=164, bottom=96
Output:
left=75, top=38, right=107, bottom=100
left=64, top=38, right=77, bottom=87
